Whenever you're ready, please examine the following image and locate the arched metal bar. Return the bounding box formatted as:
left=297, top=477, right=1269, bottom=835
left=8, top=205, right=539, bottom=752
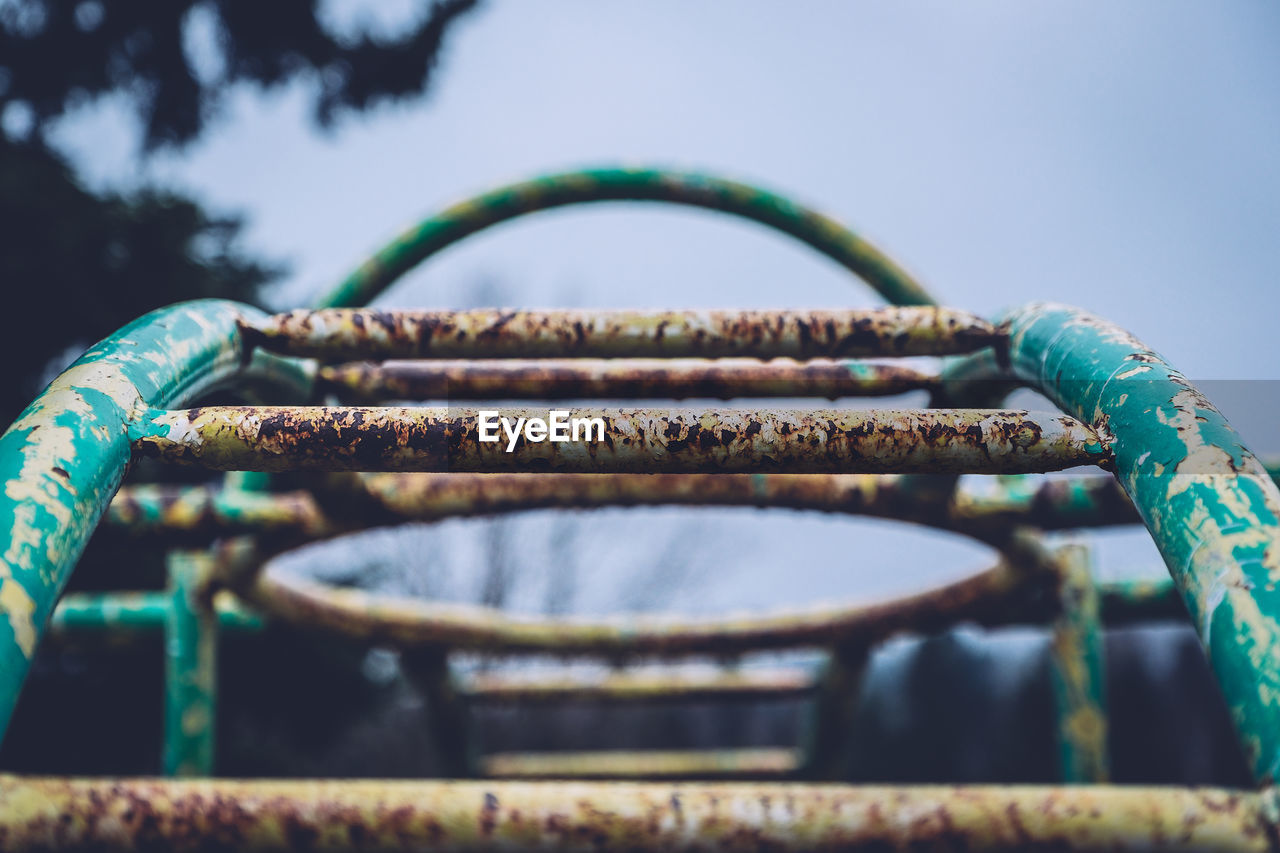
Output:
left=1004, top=302, right=1280, bottom=784
left=0, top=300, right=287, bottom=742
left=317, top=168, right=935, bottom=308
left=216, top=504, right=1058, bottom=658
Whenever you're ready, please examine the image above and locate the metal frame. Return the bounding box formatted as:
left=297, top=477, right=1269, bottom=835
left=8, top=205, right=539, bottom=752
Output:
left=0, top=167, right=1275, bottom=850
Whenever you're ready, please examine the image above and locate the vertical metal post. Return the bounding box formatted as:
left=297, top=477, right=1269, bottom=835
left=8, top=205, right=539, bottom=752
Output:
left=163, top=551, right=218, bottom=777
left=1049, top=544, right=1109, bottom=783
left=801, top=642, right=870, bottom=780
left=401, top=647, right=475, bottom=777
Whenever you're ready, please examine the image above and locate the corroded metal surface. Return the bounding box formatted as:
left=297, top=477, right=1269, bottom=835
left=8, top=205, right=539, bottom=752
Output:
left=0, top=300, right=273, bottom=742
left=462, top=667, right=816, bottom=705
left=351, top=472, right=1125, bottom=541
left=102, top=473, right=1134, bottom=543
left=317, top=167, right=936, bottom=308
left=105, top=485, right=332, bottom=538
left=316, top=358, right=941, bottom=402
left=3, top=153, right=1277, bottom=851
left=0, top=775, right=1274, bottom=852
left=132, top=407, right=1109, bottom=474
left=481, top=748, right=801, bottom=780
left=1004, top=302, right=1280, bottom=784
left=1048, top=545, right=1109, bottom=783
left=243, top=307, right=997, bottom=362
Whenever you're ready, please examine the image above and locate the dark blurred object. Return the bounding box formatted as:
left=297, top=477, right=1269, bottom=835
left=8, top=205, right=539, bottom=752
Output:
left=0, top=137, right=274, bottom=421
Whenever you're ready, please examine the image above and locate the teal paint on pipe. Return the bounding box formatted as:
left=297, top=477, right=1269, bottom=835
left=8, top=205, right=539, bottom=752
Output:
left=1004, top=302, right=1280, bottom=784
left=317, top=168, right=935, bottom=308
left=50, top=592, right=263, bottom=635
left=0, top=299, right=298, bottom=745
left=1049, top=545, right=1109, bottom=783
left=163, top=552, right=218, bottom=777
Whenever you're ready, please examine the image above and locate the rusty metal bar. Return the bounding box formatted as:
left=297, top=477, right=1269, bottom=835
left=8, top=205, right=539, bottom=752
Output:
left=162, top=552, right=218, bottom=778
left=99, top=472, right=1143, bottom=547
left=461, top=667, right=816, bottom=705
left=0, top=775, right=1274, bottom=851
left=481, top=748, right=801, bottom=780
left=350, top=471, right=1120, bottom=541
left=104, top=485, right=332, bottom=539
left=316, top=358, right=941, bottom=402
left=100, top=473, right=1101, bottom=543
left=1048, top=545, right=1109, bottom=783
left=132, top=407, right=1109, bottom=475
left=242, top=307, right=998, bottom=362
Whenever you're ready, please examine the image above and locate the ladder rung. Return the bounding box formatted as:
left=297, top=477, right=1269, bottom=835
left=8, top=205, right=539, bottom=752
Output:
left=462, top=668, right=816, bottom=704
left=316, top=358, right=941, bottom=401
left=133, top=407, right=1108, bottom=474
left=241, top=307, right=1000, bottom=361
left=481, top=748, right=801, bottom=780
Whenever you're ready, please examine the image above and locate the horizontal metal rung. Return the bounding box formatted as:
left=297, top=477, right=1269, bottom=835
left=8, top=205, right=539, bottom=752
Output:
left=49, top=592, right=263, bottom=635
left=5, top=776, right=1263, bottom=850
left=241, top=306, right=1001, bottom=361
left=462, top=667, right=816, bottom=705
left=132, top=407, right=1109, bottom=474
left=480, top=748, right=801, bottom=780
left=316, top=358, right=942, bottom=401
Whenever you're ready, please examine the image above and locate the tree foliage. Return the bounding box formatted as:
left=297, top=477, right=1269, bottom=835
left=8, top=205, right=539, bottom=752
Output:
left=0, top=137, right=276, bottom=417
left=1, top=0, right=479, bottom=148
left=0, top=0, right=479, bottom=420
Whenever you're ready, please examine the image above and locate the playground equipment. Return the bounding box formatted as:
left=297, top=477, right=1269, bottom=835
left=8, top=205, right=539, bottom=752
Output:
left=0, top=168, right=1277, bottom=850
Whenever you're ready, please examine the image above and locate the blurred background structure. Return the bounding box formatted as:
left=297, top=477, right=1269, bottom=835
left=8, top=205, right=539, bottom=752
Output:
left=0, top=1, right=1277, bottom=785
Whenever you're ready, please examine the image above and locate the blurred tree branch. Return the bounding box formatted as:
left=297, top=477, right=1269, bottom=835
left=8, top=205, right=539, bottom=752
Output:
left=0, top=0, right=480, bottom=149
left=0, top=0, right=480, bottom=421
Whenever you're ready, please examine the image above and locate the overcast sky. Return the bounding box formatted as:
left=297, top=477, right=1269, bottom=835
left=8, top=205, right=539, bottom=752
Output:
left=48, top=2, right=1280, bottom=612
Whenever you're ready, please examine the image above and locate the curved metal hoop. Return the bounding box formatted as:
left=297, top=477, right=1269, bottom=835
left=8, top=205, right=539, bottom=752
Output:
left=318, top=167, right=935, bottom=308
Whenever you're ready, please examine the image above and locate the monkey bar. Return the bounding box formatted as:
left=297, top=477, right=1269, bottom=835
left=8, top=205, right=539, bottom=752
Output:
left=0, top=167, right=1275, bottom=850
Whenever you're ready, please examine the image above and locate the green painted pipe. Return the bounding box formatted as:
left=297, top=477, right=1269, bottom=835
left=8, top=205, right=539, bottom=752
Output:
left=50, top=592, right=263, bottom=634
left=1049, top=545, right=1109, bottom=783
left=318, top=167, right=935, bottom=308
left=0, top=300, right=291, bottom=744
left=163, top=552, right=218, bottom=777
left=1004, top=302, right=1280, bottom=784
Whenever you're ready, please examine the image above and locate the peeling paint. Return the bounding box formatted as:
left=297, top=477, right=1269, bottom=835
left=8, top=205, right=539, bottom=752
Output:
left=0, top=300, right=279, bottom=742
left=1002, top=302, right=1280, bottom=783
